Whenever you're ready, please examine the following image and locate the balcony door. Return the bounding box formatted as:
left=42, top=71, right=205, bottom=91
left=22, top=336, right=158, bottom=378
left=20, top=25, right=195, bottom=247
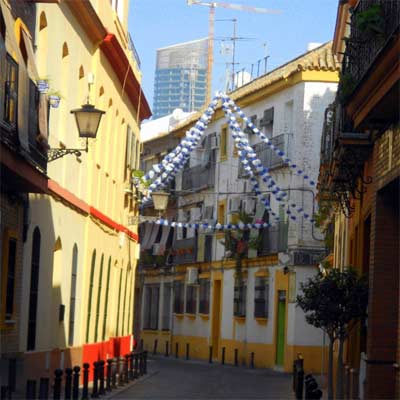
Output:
left=211, top=279, right=222, bottom=359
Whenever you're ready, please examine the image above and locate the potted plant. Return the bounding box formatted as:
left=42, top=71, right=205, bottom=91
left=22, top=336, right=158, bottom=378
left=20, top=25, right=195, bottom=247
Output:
left=36, top=77, right=50, bottom=94
left=48, top=90, right=62, bottom=108
left=354, top=3, right=385, bottom=39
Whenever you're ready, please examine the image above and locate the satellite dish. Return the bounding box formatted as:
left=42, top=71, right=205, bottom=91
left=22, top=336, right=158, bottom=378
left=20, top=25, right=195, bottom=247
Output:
left=278, top=252, right=290, bottom=266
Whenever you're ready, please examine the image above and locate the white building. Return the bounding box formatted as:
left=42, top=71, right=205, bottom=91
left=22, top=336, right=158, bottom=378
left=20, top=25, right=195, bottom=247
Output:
left=140, top=42, right=338, bottom=373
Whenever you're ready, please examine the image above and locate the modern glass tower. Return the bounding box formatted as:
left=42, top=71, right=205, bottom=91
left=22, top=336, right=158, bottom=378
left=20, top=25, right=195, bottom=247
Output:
left=153, top=38, right=208, bottom=119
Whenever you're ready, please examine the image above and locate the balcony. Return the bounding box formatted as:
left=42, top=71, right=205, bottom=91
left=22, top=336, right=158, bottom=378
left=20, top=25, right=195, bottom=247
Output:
left=258, top=222, right=288, bottom=256
left=127, top=33, right=141, bottom=69
left=181, top=163, right=215, bottom=191
left=239, top=133, right=291, bottom=178
left=341, top=0, right=400, bottom=98
left=172, top=237, right=197, bottom=265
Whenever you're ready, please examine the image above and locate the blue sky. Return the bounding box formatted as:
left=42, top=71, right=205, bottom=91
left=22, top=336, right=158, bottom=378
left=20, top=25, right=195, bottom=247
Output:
left=129, top=0, right=338, bottom=116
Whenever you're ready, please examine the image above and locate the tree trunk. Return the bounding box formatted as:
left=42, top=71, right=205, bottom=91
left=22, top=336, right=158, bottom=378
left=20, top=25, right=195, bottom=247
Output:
left=336, top=337, right=345, bottom=399
left=328, top=337, right=334, bottom=400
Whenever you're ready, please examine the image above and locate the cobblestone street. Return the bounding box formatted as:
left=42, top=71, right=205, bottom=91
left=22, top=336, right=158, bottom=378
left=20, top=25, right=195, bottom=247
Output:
left=112, top=356, right=293, bottom=399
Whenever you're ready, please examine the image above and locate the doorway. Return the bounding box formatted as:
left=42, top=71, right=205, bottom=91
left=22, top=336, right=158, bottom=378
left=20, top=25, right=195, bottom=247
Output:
left=275, top=290, right=286, bottom=366
left=211, top=279, right=222, bottom=359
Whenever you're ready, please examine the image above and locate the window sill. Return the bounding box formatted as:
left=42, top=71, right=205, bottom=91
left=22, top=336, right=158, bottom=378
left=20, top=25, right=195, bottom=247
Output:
left=174, top=313, right=184, bottom=319
left=199, top=313, right=209, bottom=320
left=161, top=330, right=171, bottom=335
left=233, top=316, right=246, bottom=324
left=255, top=317, right=268, bottom=325
left=185, top=313, right=196, bottom=320
left=142, top=329, right=159, bottom=333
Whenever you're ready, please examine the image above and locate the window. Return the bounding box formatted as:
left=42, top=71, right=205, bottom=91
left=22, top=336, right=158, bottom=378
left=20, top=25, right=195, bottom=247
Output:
left=173, top=281, right=184, bottom=314
left=27, top=227, right=41, bottom=351
left=234, top=281, right=247, bottom=317
left=116, top=268, right=123, bottom=336
left=85, top=250, right=96, bottom=343
left=162, top=283, right=172, bottom=330
left=199, top=279, right=210, bottom=314
left=94, top=254, right=104, bottom=342
left=254, top=277, right=269, bottom=318
left=143, top=284, right=160, bottom=330
left=1, top=231, right=17, bottom=322
left=102, top=257, right=112, bottom=341
left=4, top=55, right=18, bottom=126
left=122, top=267, right=129, bottom=334
left=185, top=285, right=197, bottom=314
left=259, top=107, right=274, bottom=137
left=220, top=125, right=228, bottom=160
left=68, top=245, right=78, bottom=346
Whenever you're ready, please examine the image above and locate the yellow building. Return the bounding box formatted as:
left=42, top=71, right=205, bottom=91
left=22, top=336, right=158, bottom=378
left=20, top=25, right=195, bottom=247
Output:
left=0, top=0, right=150, bottom=384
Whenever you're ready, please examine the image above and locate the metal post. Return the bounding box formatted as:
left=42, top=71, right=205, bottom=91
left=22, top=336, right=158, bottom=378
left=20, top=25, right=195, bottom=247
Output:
left=129, top=353, right=134, bottom=380
left=221, top=347, right=225, bottom=365
left=26, top=380, right=36, bottom=400
left=124, top=355, right=130, bottom=383
left=134, top=353, right=139, bottom=379
left=208, top=346, right=212, bottom=364
left=295, top=368, right=304, bottom=400
left=64, top=368, right=73, bottom=400
left=72, top=366, right=80, bottom=400
left=143, top=351, right=148, bottom=374
left=140, top=339, right=144, bottom=351
left=234, top=349, right=238, bottom=367
left=39, top=378, right=49, bottom=400
left=118, top=357, right=125, bottom=386
left=165, top=341, right=169, bottom=357
left=111, top=359, right=117, bottom=389
left=82, top=363, right=89, bottom=400
left=139, top=353, right=144, bottom=376
left=186, top=343, right=190, bottom=360
left=175, top=343, right=179, bottom=358
left=91, top=361, right=99, bottom=398
left=250, top=352, right=255, bottom=369
left=53, top=369, right=63, bottom=400
left=153, top=339, right=158, bottom=355
left=106, top=359, right=112, bottom=390
left=8, top=359, right=16, bottom=393
left=98, top=360, right=105, bottom=395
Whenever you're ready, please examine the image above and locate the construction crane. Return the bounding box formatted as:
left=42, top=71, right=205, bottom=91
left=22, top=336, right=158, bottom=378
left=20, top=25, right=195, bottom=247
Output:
left=187, top=0, right=281, bottom=104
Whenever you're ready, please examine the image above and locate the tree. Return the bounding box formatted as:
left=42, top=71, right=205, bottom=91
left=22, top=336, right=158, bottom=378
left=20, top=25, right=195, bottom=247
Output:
left=296, top=268, right=368, bottom=399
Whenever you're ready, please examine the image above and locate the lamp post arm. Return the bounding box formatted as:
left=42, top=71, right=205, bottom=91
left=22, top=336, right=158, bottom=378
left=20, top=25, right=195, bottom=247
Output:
left=47, top=139, right=89, bottom=162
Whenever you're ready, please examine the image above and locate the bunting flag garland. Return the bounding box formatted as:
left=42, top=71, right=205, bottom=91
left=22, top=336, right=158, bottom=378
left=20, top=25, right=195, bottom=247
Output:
left=139, top=92, right=317, bottom=229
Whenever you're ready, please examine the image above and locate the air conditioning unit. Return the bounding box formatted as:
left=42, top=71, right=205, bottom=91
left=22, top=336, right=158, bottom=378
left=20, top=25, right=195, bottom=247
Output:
left=186, top=267, right=199, bottom=284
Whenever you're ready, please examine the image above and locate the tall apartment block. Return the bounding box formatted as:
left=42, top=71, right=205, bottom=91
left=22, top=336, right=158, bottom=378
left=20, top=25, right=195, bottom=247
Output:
left=153, top=38, right=208, bottom=119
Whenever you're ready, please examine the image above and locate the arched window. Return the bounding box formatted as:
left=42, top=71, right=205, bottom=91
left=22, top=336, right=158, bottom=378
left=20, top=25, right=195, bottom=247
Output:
left=79, top=65, right=85, bottom=80
left=27, top=227, right=41, bottom=351
left=86, top=250, right=96, bottom=343
left=94, top=254, right=104, bottom=342
left=68, top=244, right=78, bottom=346
left=116, top=268, right=123, bottom=337
left=39, top=12, right=47, bottom=31
left=62, top=42, right=69, bottom=58
left=102, top=257, right=112, bottom=341
left=99, top=86, right=104, bottom=97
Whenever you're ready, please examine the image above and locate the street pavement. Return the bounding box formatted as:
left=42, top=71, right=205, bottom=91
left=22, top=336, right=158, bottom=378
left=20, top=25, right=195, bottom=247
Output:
left=111, top=355, right=293, bottom=399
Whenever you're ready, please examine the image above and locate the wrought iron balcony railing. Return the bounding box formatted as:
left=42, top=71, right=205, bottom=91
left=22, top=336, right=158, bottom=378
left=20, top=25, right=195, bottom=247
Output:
left=341, top=0, right=399, bottom=98
left=127, top=33, right=141, bottom=69
left=258, top=222, right=288, bottom=256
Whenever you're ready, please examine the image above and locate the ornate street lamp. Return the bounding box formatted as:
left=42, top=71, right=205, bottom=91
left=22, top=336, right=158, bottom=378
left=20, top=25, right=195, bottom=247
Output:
left=151, top=191, right=169, bottom=217
left=47, top=103, right=105, bottom=162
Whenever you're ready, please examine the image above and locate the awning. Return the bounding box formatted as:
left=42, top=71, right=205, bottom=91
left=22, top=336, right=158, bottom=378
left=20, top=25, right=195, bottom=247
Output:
left=140, top=223, right=152, bottom=250
left=1, top=1, right=20, bottom=61
left=21, top=29, right=39, bottom=81
left=153, top=226, right=171, bottom=255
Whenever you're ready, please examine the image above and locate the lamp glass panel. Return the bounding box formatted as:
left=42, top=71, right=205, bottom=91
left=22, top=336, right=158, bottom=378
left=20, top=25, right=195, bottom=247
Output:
left=152, top=192, right=169, bottom=211
left=75, top=109, right=103, bottom=138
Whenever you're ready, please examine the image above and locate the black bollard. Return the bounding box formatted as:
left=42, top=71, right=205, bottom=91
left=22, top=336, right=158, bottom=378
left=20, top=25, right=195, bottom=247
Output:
left=106, top=359, right=112, bottom=391
left=53, top=369, right=63, bottom=400
left=91, top=361, right=99, bottom=398
left=143, top=351, right=148, bottom=374
left=72, top=366, right=80, bottom=400
left=221, top=347, right=225, bottom=365
left=111, top=358, right=117, bottom=389
left=140, top=339, right=144, bottom=351
left=208, top=346, right=212, bottom=364
left=98, top=360, right=105, bottom=395
left=118, top=357, right=125, bottom=386
left=134, top=353, right=139, bottom=379
left=8, top=359, right=16, bottom=393
left=153, top=339, right=158, bottom=355
left=295, top=368, right=304, bottom=400
left=128, top=353, right=134, bottom=381
left=64, top=368, right=73, bottom=400
left=234, top=349, right=238, bottom=367
left=250, top=352, right=255, bottom=369
left=165, top=341, right=169, bottom=357
left=139, top=353, right=144, bottom=376
left=186, top=343, right=190, bottom=360
left=82, top=363, right=90, bottom=400
left=175, top=343, right=179, bottom=358
left=39, top=378, right=49, bottom=400
left=124, top=355, right=130, bottom=383
left=26, top=380, right=36, bottom=400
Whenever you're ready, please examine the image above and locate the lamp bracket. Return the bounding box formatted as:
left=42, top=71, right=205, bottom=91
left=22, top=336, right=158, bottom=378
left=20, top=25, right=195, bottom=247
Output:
left=47, top=139, right=88, bottom=162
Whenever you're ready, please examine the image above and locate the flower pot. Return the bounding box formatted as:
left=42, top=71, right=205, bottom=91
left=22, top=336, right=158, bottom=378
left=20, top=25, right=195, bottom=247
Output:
left=49, top=95, right=61, bottom=108
left=37, top=80, right=49, bottom=93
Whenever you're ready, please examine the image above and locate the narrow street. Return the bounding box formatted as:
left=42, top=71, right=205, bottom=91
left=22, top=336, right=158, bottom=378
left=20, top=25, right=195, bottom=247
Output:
left=112, top=356, right=293, bottom=399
